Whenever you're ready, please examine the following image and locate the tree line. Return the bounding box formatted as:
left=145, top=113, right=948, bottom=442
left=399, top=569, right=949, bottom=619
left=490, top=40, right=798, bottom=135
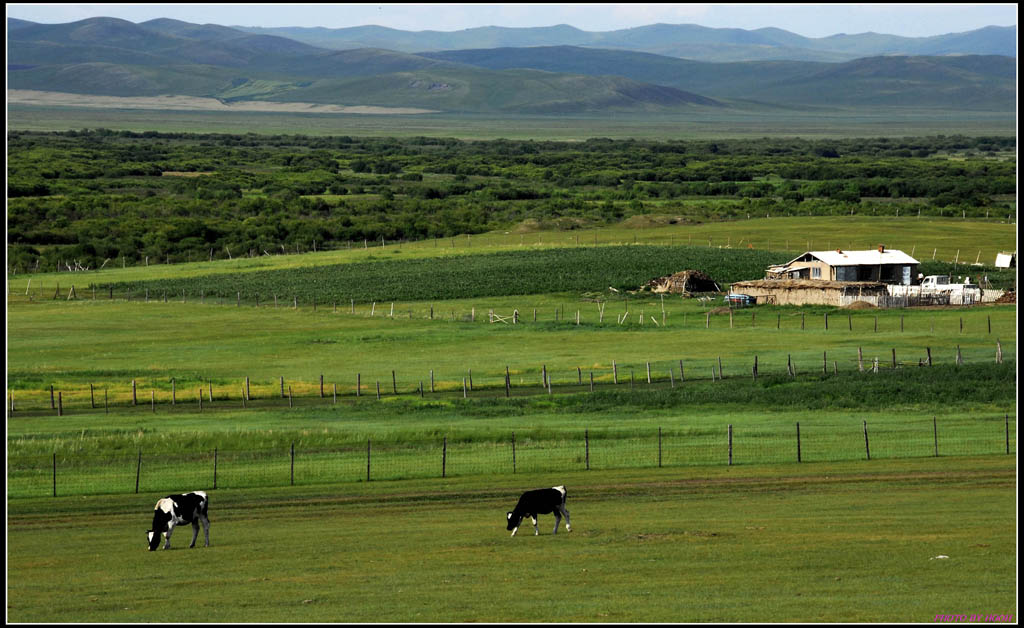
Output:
left=7, top=130, right=1015, bottom=273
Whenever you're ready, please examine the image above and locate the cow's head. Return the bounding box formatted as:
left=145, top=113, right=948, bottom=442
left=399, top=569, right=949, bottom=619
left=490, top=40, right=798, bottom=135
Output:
left=506, top=511, right=522, bottom=532
left=148, top=508, right=172, bottom=551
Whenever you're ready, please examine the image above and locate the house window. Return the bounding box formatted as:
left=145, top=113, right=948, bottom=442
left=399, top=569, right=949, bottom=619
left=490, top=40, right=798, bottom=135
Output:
left=811, top=267, right=821, bottom=279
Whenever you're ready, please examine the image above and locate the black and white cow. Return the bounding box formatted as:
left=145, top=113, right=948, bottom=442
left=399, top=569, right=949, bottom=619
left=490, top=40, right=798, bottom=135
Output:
left=506, top=485, right=571, bottom=536
left=147, top=491, right=210, bottom=551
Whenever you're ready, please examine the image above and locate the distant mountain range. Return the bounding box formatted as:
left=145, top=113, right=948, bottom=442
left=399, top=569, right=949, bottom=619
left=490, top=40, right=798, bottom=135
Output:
left=232, top=22, right=1018, bottom=63
left=7, top=17, right=1017, bottom=114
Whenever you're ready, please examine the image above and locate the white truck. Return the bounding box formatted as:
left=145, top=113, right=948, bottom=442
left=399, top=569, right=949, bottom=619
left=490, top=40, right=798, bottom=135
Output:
left=919, top=275, right=977, bottom=290
left=915, top=275, right=982, bottom=305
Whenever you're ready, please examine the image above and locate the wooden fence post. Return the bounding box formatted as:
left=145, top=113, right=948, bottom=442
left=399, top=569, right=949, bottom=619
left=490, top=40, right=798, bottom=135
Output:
left=585, top=429, right=590, bottom=471
left=213, top=448, right=218, bottom=489
left=512, top=432, right=516, bottom=473
left=933, top=417, right=938, bottom=457
left=796, top=422, right=802, bottom=463
left=442, top=437, right=447, bottom=478
left=367, top=439, right=371, bottom=482
left=135, top=450, right=142, bottom=494
left=863, top=421, right=871, bottom=460
left=52, top=453, right=56, bottom=497
left=658, top=427, right=662, bottom=468
left=1006, top=414, right=1011, bottom=455
left=290, top=442, right=295, bottom=486
left=728, top=425, right=733, bottom=466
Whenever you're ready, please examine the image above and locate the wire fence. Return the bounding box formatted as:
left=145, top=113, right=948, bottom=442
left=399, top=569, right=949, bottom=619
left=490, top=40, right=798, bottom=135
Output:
left=7, top=349, right=1016, bottom=416
left=8, top=415, right=1014, bottom=499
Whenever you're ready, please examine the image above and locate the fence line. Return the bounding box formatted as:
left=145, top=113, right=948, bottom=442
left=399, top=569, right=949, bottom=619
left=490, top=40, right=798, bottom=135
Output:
left=8, top=231, right=1015, bottom=278
left=11, top=279, right=1017, bottom=319
left=9, top=416, right=1015, bottom=499
left=7, top=350, right=1015, bottom=416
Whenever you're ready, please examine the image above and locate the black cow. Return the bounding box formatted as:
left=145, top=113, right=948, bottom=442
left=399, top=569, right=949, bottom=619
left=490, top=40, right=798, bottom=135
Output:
left=506, top=485, right=571, bottom=536
left=147, top=491, right=210, bottom=551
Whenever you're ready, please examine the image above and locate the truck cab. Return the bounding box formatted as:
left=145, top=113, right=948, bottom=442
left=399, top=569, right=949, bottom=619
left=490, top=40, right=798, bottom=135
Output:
left=919, top=275, right=950, bottom=289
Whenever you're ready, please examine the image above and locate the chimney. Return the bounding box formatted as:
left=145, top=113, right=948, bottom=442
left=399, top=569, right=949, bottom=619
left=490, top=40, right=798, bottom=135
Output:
left=878, top=244, right=885, bottom=253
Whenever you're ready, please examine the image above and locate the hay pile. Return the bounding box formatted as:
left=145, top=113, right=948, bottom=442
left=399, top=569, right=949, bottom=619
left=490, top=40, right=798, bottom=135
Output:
left=645, top=270, right=719, bottom=294
left=843, top=301, right=877, bottom=309
left=994, top=291, right=1016, bottom=304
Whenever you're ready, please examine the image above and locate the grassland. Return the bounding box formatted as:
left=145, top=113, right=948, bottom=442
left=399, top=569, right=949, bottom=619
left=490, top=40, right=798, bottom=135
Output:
left=5, top=115, right=1018, bottom=622
left=6, top=104, right=1018, bottom=139
left=6, top=216, right=1017, bottom=292
left=6, top=457, right=1017, bottom=622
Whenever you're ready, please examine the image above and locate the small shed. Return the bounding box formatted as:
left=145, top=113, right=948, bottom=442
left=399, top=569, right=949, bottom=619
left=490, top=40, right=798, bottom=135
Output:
left=729, top=279, right=889, bottom=307
left=995, top=252, right=1016, bottom=268
left=645, top=270, right=720, bottom=294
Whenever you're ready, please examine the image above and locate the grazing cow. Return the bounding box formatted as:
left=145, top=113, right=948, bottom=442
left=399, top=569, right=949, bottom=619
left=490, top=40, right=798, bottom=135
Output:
left=506, top=485, right=571, bottom=536
left=147, top=491, right=210, bottom=551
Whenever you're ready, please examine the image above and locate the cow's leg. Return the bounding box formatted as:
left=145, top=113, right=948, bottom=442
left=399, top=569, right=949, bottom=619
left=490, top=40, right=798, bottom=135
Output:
left=163, top=523, right=175, bottom=549
left=552, top=510, right=561, bottom=535
left=200, top=514, right=210, bottom=547
left=559, top=505, right=571, bottom=532
left=531, top=515, right=539, bottom=536
left=190, top=520, right=200, bottom=548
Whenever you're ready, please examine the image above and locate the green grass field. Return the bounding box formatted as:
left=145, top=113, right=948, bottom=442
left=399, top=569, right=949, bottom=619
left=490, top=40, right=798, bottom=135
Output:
left=6, top=203, right=1017, bottom=621
left=6, top=104, right=1018, bottom=139
left=6, top=457, right=1016, bottom=622
left=5, top=217, right=1017, bottom=292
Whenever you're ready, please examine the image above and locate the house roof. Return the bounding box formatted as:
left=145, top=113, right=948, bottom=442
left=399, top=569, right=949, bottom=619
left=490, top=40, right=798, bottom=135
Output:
left=734, top=279, right=887, bottom=290
left=783, top=249, right=919, bottom=267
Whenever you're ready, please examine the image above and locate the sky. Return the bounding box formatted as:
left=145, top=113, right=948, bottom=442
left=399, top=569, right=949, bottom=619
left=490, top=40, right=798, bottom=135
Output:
left=6, top=3, right=1018, bottom=38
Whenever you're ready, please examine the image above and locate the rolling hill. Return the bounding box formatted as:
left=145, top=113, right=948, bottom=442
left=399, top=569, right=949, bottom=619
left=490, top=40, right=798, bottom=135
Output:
left=6, top=16, right=1016, bottom=114
left=422, top=46, right=1017, bottom=110
left=233, top=22, right=1018, bottom=63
